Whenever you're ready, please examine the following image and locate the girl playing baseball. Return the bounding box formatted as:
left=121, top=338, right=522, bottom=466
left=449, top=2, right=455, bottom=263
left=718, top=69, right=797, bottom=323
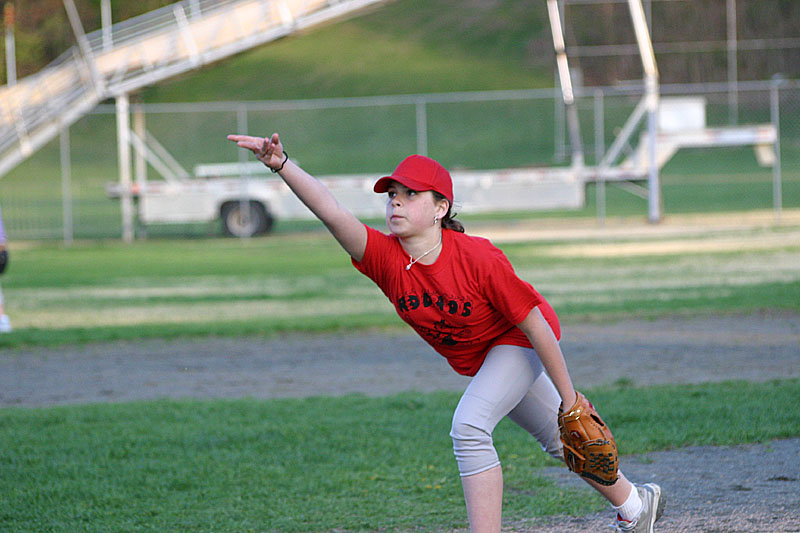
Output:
left=228, top=133, right=665, bottom=533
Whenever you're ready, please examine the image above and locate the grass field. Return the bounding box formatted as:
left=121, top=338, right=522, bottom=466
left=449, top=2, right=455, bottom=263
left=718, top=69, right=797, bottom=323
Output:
left=0, top=210, right=798, bottom=347
left=2, top=380, right=799, bottom=531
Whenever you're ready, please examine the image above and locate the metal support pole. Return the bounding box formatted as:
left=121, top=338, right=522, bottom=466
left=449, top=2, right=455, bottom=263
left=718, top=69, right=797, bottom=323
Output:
left=594, top=89, right=606, bottom=225
left=63, top=0, right=105, bottom=94
left=554, top=0, right=566, bottom=163
left=189, top=0, right=202, bottom=18
left=4, top=2, right=16, bottom=85
left=628, top=0, right=660, bottom=223
left=415, top=99, right=428, bottom=156
left=547, top=0, right=584, bottom=168
left=101, top=0, right=112, bottom=52
left=646, top=97, right=660, bottom=223
left=771, top=79, right=782, bottom=223
left=726, top=0, right=738, bottom=125
left=116, top=94, right=134, bottom=242
left=133, top=103, right=147, bottom=192
left=60, top=127, right=73, bottom=245
left=132, top=103, right=147, bottom=239
left=554, top=86, right=566, bottom=163
left=174, top=4, right=200, bottom=67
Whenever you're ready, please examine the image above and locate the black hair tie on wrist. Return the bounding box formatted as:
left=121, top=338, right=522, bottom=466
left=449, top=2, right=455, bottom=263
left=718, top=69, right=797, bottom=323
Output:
left=271, top=151, right=289, bottom=173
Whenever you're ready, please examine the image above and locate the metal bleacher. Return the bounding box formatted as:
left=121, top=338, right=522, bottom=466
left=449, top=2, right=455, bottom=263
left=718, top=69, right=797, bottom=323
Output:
left=0, top=0, right=385, bottom=178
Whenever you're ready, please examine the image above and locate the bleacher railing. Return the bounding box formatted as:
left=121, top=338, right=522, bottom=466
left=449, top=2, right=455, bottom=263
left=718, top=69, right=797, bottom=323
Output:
left=0, top=0, right=385, bottom=178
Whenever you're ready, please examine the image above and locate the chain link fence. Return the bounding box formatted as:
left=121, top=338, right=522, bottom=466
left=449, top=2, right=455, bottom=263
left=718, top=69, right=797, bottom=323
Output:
left=0, top=80, right=797, bottom=241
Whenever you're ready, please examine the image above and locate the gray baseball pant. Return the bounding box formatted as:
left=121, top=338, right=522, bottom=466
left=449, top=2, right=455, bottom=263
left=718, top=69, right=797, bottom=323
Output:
left=450, top=344, right=563, bottom=477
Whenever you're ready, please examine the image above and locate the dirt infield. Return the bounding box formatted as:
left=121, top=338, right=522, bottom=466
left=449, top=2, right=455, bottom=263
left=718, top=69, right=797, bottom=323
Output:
left=2, top=312, right=799, bottom=532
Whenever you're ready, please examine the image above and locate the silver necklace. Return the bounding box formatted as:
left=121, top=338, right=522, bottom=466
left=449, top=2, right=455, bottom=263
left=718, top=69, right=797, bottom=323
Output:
left=406, top=234, right=443, bottom=271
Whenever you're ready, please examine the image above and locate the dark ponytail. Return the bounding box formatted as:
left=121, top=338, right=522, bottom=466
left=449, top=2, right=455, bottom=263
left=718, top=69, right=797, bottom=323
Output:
left=433, top=192, right=465, bottom=233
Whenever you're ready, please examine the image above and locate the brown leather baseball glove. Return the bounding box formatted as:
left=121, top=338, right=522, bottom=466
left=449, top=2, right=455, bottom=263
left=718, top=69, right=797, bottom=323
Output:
left=558, top=391, right=619, bottom=485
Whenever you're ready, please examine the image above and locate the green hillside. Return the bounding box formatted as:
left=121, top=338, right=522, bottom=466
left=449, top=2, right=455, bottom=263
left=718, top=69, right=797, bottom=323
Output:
left=141, top=0, right=555, bottom=102
left=4, top=0, right=796, bottom=91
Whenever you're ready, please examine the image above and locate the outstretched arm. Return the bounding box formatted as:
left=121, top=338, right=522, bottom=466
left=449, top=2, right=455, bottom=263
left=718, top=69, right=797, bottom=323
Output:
left=227, top=133, right=367, bottom=261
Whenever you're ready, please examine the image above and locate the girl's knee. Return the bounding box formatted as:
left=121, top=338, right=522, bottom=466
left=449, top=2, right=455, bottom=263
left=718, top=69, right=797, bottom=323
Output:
left=450, top=419, right=499, bottom=476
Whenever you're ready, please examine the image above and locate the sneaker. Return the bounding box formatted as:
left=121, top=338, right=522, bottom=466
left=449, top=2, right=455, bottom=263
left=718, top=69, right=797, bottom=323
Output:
left=0, top=314, right=11, bottom=333
left=616, top=483, right=666, bottom=532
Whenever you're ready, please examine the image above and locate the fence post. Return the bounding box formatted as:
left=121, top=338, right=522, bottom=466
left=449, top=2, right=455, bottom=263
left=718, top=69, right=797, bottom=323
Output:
left=594, top=89, right=606, bottom=225
left=771, top=78, right=782, bottom=223
left=726, top=0, right=738, bottom=125
left=60, top=127, right=73, bottom=246
left=415, top=98, right=428, bottom=156
left=133, top=103, right=147, bottom=211
left=116, top=94, right=134, bottom=242
left=646, top=97, right=660, bottom=223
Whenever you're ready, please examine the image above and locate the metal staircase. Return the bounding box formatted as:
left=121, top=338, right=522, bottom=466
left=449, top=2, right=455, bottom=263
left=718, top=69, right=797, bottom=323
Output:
left=0, top=0, right=385, bottom=178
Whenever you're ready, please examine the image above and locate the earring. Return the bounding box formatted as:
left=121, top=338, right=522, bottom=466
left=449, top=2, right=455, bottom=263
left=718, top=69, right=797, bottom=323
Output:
left=433, top=216, right=438, bottom=225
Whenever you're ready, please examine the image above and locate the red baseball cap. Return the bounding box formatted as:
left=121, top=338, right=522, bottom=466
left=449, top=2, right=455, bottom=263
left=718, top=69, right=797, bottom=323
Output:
left=373, top=155, right=453, bottom=204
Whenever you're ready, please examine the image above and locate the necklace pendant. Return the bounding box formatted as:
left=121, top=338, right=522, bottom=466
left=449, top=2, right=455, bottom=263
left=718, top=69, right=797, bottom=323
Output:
left=404, top=234, right=442, bottom=272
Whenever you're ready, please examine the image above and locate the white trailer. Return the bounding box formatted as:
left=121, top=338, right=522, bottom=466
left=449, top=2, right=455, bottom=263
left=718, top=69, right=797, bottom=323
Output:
left=107, top=159, right=586, bottom=237
left=107, top=92, right=778, bottom=239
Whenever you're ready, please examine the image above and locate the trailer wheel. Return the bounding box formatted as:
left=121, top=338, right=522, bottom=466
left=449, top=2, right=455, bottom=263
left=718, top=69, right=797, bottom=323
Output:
left=221, top=201, right=273, bottom=237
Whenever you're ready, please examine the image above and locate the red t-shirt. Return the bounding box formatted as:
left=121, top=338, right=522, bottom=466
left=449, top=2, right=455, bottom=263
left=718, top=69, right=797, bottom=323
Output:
left=352, top=225, right=561, bottom=376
